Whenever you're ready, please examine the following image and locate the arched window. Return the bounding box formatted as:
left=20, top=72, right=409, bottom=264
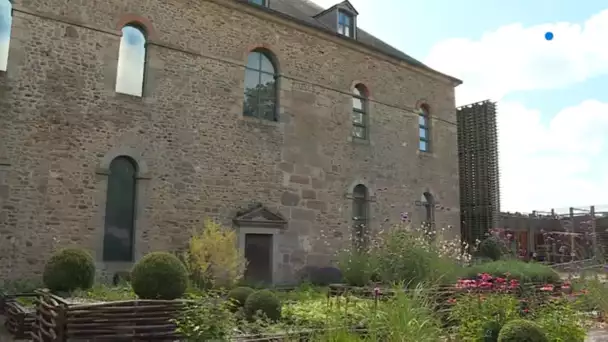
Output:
left=243, top=50, right=278, bottom=121
left=352, top=184, right=369, bottom=250
left=422, top=191, right=435, bottom=231
left=352, top=84, right=368, bottom=139
left=115, top=25, right=146, bottom=97
left=0, top=0, right=12, bottom=71
left=419, top=104, right=430, bottom=152
left=103, top=156, right=137, bottom=262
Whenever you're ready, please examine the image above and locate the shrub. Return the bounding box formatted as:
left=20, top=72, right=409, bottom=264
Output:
left=337, top=249, right=378, bottom=287
left=228, top=286, right=254, bottom=308
left=131, top=252, right=189, bottom=300
left=479, top=237, right=503, bottom=261
left=43, top=248, right=95, bottom=293
left=375, top=227, right=462, bottom=286
left=482, top=320, right=501, bottom=342
left=450, top=293, right=520, bottom=341
left=244, top=289, right=281, bottom=321
left=463, top=260, right=560, bottom=284
left=534, top=296, right=587, bottom=342
left=310, top=266, right=343, bottom=286
left=174, top=292, right=235, bottom=341
left=497, top=319, right=548, bottom=342
left=112, top=271, right=131, bottom=285
left=182, top=219, right=247, bottom=289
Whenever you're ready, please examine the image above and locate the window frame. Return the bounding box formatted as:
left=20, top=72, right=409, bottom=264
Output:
left=352, top=184, right=369, bottom=250
left=0, top=0, right=13, bottom=72
left=115, top=23, right=148, bottom=97
left=243, top=49, right=279, bottom=122
left=337, top=10, right=354, bottom=38
left=418, top=105, right=431, bottom=152
left=352, top=84, right=368, bottom=140
left=102, top=156, right=138, bottom=263
left=248, top=0, right=268, bottom=7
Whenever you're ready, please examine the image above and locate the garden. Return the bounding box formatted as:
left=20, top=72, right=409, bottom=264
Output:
left=1, top=219, right=607, bottom=341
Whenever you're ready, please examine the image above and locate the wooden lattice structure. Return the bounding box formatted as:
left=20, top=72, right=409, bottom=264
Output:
left=457, top=100, right=500, bottom=246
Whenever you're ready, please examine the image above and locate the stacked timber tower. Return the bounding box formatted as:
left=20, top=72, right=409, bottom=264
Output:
left=457, top=101, right=501, bottom=246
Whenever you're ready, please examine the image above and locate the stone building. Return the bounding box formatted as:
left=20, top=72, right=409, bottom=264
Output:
left=0, top=0, right=462, bottom=284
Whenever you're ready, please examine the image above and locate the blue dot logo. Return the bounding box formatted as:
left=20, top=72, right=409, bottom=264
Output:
left=545, top=32, right=554, bottom=41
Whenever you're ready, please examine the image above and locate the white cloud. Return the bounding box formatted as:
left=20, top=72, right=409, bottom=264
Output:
left=426, top=9, right=608, bottom=105
left=425, top=10, right=608, bottom=212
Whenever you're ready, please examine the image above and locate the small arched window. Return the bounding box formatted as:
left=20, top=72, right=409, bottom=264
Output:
left=0, top=0, right=12, bottom=71
left=352, top=184, right=369, bottom=250
left=103, top=156, right=138, bottom=262
left=115, top=25, right=146, bottom=97
left=419, top=105, right=431, bottom=152
left=243, top=50, right=278, bottom=121
left=352, top=84, right=368, bottom=139
left=422, top=191, right=435, bottom=231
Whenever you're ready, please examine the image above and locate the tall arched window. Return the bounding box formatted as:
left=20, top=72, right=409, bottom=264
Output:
left=352, top=184, right=369, bottom=250
left=422, top=191, right=435, bottom=231
left=243, top=49, right=278, bottom=121
left=103, top=156, right=137, bottom=262
left=0, top=0, right=12, bottom=71
left=419, top=104, right=431, bottom=152
left=352, top=84, right=368, bottom=139
left=115, top=25, right=146, bottom=97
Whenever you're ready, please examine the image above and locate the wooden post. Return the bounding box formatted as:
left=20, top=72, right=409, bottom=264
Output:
left=569, top=207, right=576, bottom=260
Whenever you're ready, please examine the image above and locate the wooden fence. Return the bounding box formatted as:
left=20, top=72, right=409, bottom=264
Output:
left=1, top=292, right=37, bottom=339
left=32, top=290, right=190, bottom=341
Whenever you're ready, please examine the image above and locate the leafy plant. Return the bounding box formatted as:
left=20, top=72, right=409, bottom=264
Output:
left=450, top=293, right=520, bottom=341
left=182, top=219, right=247, bottom=289
left=533, top=296, right=588, bottom=342
left=497, top=319, right=548, bottom=342
left=479, top=237, right=503, bottom=261
left=174, top=291, right=235, bottom=341
left=228, top=286, right=254, bottom=308
left=367, top=284, right=442, bottom=342
left=42, top=248, right=95, bottom=293
left=337, top=249, right=376, bottom=287
left=72, top=283, right=136, bottom=301
left=463, top=260, right=560, bottom=284
left=244, top=289, right=282, bottom=321
left=131, top=252, right=189, bottom=300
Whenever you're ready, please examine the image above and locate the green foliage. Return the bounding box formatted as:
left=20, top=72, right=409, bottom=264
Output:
left=227, top=286, right=254, bottom=308
left=533, top=297, right=587, bottom=342
left=244, top=289, right=282, bottom=321
left=463, top=260, right=560, bottom=284
left=497, top=319, right=548, bottom=342
left=367, top=285, right=443, bottom=342
left=478, top=237, right=503, bottom=261
left=72, top=284, right=136, bottom=301
left=337, top=249, right=376, bottom=287
left=182, top=219, right=247, bottom=289
left=0, top=278, right=42, bottom=294
left=282, top=295, right=373, bottom=329
left=174, top=291, right=235, bottom=341
left=482, top=320, right=502, bottom=342
left=450, top=294, right=521, bottom=342
left=375, top=228, right=461, bottom=286
left=131, top=252, right=189, bottom=300
left=42, top=248, right=95, bottom=293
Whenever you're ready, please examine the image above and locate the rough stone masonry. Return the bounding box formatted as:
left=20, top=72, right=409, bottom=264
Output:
left=0, top=0, right=462, bottom=284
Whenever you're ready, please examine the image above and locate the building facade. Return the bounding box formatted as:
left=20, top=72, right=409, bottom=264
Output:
left=0, top=0, right=462, bottom=284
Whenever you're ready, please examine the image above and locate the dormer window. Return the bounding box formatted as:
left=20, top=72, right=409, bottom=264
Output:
left=338, top=10, right=354, bottom=37
left=248, top=0, right=267, bottom=7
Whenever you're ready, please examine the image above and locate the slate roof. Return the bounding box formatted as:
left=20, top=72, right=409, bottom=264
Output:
left=238, top=0, right=461, bottom=84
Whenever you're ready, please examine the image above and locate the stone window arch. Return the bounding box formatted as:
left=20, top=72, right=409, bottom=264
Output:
left=115, top=23, right=147, bottom=97
left=0, top=0, right=12, bottom=71
left=352, top=184, right=369, bottom=250
left=243, top=49, right=279, bottom=121
left=352, top=83, right=369, bottom=139
left=102, top=156, right=138, bottom=262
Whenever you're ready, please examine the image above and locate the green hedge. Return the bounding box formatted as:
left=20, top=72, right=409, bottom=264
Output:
left=463, top=260, right=560, bottom=284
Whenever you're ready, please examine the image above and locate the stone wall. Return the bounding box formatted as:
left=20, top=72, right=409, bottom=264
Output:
left=0, top=0, right=461, bottom=283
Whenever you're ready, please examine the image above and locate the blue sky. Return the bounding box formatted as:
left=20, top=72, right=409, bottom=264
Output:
left=312, top=0, right=608, bottom=213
